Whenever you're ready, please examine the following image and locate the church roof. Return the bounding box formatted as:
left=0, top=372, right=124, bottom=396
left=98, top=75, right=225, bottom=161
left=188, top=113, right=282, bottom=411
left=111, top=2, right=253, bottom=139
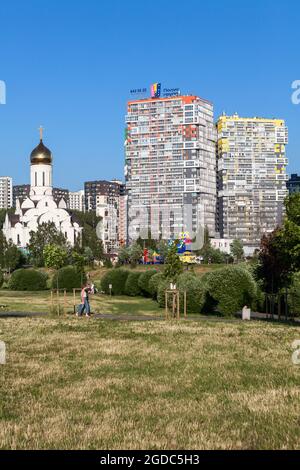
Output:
left=70, top=212, right=82, bottom=225
left=8, top=214, right=20, bottom=227
left=30, top=139, right=52, bottom=165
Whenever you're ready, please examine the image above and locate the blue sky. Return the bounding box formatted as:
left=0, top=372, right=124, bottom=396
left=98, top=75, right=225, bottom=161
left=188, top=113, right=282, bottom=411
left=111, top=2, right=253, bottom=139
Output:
left=0, top=0, right=299, bottom=190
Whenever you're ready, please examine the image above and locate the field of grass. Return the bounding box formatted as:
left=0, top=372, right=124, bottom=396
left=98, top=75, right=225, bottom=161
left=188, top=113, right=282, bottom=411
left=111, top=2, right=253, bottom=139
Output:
left=0, top=315, right=300, bottom=449
left=0, top=290, right=163, bottom=317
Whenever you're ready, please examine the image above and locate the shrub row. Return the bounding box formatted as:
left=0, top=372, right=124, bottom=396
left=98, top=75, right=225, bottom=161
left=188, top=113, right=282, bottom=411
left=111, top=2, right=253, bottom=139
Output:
left=52, top=266, right=86, bottom=291
left=5, top=264, right=259, bottom=317
left=101, top=268, right=130, bottom=295
left=99, top=265, right=258, bottom=316
left=8, top=269, right=48, bottom=291
left=7, top=266, right=86, bottom=292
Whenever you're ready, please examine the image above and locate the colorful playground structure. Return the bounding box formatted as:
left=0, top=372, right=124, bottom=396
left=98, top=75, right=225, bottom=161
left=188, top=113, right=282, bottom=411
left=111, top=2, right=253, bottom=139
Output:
left=143, top=232, right=197, bottom=265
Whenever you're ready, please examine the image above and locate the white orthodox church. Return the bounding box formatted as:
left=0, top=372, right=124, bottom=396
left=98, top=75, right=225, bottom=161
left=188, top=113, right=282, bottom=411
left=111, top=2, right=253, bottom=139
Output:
left=3, top=129, right=83, bottom=248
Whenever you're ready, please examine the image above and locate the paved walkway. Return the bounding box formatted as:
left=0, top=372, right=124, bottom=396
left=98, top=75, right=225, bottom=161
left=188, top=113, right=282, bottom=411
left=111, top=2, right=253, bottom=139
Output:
left=0, top=311, right=299, bottom=324
left=0, top=311, right=48, bottom=318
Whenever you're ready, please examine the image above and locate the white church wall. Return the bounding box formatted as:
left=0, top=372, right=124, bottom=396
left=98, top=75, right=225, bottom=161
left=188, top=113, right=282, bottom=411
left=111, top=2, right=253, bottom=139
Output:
left=36, top=197, right=57, bottom=211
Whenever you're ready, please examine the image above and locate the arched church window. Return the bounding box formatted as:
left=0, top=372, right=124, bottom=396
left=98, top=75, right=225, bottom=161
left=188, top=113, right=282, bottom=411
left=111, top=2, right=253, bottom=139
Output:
left=35, top=172, right=37, bottom=186
left=43, top=172, right=45, bottom=186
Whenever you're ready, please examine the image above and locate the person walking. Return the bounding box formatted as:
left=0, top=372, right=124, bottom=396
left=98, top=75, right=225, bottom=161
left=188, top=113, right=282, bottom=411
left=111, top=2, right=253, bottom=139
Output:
left=79, top=283, right=91, bottom=317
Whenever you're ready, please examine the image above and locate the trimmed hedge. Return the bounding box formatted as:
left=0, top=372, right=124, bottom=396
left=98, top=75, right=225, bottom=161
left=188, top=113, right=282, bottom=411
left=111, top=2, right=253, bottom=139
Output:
left=204, top=266, right=257, bottom=316
left=101, top=268, right=130, bottom=295
left=138, top=269, right=158, bottom=297
left=8, top=269, right=48, bottom=291
left=156, top=273, right=206, bottom=313
left=148, top=272, right=164, bottom=299
left=157, top=279, right=171, bottom=308
left=125, top=272, right=142, bottom=296
left=52, top=266, right=86, bottom=292
left=177, top=272, right=206, bottom=313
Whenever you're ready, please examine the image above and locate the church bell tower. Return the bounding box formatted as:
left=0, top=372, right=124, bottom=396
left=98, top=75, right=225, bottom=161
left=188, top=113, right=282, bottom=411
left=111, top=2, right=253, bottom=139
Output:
left=29, top=126, right=53, bottom=202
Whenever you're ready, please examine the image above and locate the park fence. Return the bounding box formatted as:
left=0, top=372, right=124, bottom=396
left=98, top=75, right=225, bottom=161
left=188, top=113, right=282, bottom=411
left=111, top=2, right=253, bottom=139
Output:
left=264, top=291, right=300, bottom=320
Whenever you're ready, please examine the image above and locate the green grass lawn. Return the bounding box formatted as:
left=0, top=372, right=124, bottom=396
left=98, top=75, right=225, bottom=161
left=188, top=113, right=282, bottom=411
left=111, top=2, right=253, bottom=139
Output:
left=0, top=315, right=300, bottom=449
left=0, top=290, right=163, bottom=317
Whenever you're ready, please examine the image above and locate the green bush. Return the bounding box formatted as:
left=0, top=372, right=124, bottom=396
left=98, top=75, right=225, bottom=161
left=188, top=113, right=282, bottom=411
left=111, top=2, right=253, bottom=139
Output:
left=204, top=266, right=257, bottom=316
left=177, top=272, right=206, bottom=313
left=125, top=272, right=142, bottom=296
left=156, top=273, right=206, bottom=313
left=138, top=269, right=158, bottom=297
left=52, top=266, right=86, bottom=291
left=157, top=278, right=171, bottom=308
left=197, top=245, right=227, bottom=264
left=148, top=272, right=164, bottom=299
left=8, top=269, right=48, bottom=291
left=0, top=270, right=3, bottom=288
left=101, top=268, right=130, bottom=295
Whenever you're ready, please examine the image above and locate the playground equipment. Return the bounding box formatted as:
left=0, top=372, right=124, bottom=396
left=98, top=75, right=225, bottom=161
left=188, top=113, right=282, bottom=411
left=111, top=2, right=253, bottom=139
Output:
left=165, top=288, right=187, bottom=320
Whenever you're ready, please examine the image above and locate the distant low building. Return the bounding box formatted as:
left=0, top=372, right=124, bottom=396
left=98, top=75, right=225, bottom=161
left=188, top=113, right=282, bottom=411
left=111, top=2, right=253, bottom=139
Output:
left=53, top=187, right=70, bottom=208
left=69, top=190, right=85, bottom=212
left=211, top=238, right=233, bottom=255
left=287, top=173, right=300, bottom=194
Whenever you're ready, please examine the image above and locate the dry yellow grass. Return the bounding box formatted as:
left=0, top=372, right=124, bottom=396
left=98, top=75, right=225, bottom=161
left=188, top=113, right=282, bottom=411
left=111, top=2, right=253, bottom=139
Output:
left=0, top=316, right=300, bottom=449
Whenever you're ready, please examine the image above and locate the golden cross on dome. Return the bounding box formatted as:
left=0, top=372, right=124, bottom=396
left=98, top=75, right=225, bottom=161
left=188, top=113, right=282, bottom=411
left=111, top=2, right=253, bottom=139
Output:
left=39, top=125, right=44, bottom=141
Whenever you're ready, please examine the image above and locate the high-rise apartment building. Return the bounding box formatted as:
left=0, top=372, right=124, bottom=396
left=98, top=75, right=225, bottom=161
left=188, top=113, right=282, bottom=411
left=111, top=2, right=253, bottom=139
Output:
left=287, top=173, right=300, bottom=194
left=217, top=114, right=288, bottom=253
left=0, top=177, right=13, bottom=209
left=85, top=180, right=126, bottom=253
left=69, top=190, right=85, bottom=212
left=125, top=94, right=217, bottom=244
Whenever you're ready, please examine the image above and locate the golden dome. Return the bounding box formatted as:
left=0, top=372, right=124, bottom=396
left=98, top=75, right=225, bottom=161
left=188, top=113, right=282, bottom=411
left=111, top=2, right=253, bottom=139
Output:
left=30, top=139, right=52, bottom=165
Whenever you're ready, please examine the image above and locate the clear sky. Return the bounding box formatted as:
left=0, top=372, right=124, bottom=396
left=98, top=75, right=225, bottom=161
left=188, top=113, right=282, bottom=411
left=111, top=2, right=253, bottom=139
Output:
left=0, top=0, right=299, bottom=190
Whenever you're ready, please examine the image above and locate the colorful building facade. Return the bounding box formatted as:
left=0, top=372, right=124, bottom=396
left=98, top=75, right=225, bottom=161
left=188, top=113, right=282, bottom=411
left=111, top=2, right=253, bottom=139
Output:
left=217, top=114, right=288, bottom=253
left=125, top=94, right=217, bottom=245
